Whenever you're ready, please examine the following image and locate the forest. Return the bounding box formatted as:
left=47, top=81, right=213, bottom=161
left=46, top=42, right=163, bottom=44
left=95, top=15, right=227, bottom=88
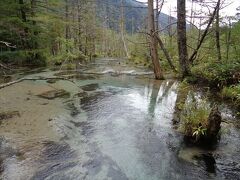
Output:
left=0, top=0, right=240, bottom=179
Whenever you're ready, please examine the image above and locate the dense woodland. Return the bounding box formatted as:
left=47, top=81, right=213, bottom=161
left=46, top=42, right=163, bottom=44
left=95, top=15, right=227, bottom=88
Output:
left=0, top=0, right=239, bottom=103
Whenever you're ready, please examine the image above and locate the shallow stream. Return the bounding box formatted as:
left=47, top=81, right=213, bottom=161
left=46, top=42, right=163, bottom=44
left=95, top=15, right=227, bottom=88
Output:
left=0, top=58, right=239, bottom=180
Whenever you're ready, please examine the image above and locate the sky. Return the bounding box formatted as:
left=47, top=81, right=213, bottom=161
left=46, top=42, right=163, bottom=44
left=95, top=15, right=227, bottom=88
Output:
left=136, top=0, right=240, bottom=17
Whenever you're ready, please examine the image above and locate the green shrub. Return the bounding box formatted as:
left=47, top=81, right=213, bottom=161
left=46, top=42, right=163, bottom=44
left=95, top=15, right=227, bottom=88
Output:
left=221, top=84, right=240, bottom=105
left=0, top=50, right=46, bottom=66
left=180, top=95, right=211, bottom=140
left=191, top=60, right=240, bottom=87
left=51, top=51, right=87, bottom=64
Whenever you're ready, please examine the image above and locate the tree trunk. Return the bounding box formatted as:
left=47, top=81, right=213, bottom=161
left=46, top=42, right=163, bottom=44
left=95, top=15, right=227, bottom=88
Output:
left=226, top=19, right=231, bottom=61
left=65, top=0, right=70, bottom=52
left=148, top=0, right=164, bottom=80
left=155, top=0, right=160, bottom=31
left=31, top=0, right=38, bottom=49
left=19, top=0, right=28, bottom=50
left=77, top=0, right=83, bottom=52
left=156, top=36, right=177, bottom=72
left=168, top=6, right=173, bottom=49
left=120, top=0, right=129, bottom=58
left=177, top=0, right=190, bottom=78
left=189, top=0, right=221, bottom=63
left=154, top=0, right=175, bottom=71
left=215, top=5, right=221, bottom=62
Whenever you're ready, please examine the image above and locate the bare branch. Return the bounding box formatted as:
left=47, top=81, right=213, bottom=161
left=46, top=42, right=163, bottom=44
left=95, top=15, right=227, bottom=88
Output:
left=189, top=0, right=221, bottom=64
left=0, top=41, right=16, bottom=48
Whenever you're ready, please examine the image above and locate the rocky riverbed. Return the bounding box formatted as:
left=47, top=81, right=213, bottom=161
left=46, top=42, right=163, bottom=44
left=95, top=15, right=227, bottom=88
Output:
left=0, top=58, right=239, bottom=180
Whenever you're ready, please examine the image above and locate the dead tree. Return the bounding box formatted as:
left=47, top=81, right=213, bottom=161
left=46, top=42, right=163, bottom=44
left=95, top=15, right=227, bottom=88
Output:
left=189, top=0, right=221, bottom=64
left=65, top=0, right=70, bottom=52
left=148, top=0, right=164, bottom=80
left=120, top=0, right=129, bottom=58
left=215, top=1, right=221, bottom=61
left=155, top=0, right=177, bottom=72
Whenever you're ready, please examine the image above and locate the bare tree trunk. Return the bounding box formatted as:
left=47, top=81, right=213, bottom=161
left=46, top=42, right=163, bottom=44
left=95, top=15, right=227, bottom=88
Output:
left=189, top=0, right=221, bottom=63
left=65, top=0, right=70, bottom=52
left=190, top=0, right=194, bottom=29
left=19, top=0, right=28, bottom=50
left=215, top=5, right=221, bottom=61
left=156, top=36, right=177, bottom=72
left=77, top=0, right=82, bottom=52
left=226, top=18, right=231, bottom=61
left=155, top=0, right=164, bottom=31
left=155, top=0, right=160, bottom=31
left=148, top=0, right=164, bottom=80
left=177, top=0, right=190, bottom=77
left=31, top=0, right=38, bottom=48
left=155, top=0, right=176, bottom=72
left=168, top=6, right=173, bottom=48
left=120, top=0, right=129, bottom=58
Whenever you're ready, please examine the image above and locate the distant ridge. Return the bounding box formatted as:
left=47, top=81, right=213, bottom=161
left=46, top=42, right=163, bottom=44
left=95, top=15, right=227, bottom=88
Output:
left=96, top=0, right=178, bottom=33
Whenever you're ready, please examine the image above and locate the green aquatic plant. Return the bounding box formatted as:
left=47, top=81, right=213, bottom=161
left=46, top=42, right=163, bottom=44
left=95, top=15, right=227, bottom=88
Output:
left=180, top=95, right=211, bottom=138
left=193, top=126, right=207, bottom=141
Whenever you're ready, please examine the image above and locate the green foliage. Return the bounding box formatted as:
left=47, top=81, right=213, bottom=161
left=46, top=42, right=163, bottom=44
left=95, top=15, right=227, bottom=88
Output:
left=0, top=0, right=54, bottom=66
left=127, top=34, right=150, bottom=66
left=193, top=126, right=207, bottom=141
left=0, top=50, right=46, bottom=66
left=127, top=33, right=179, bottom=71
left=180, top=95, right=211, bottom=138
left=52, top=51, right=87, bottom=64
left=221, top=84, right=240, bottom=105
left=191, top=60, right=240, bottom=87
left=0, top=0, right=102, bottom=66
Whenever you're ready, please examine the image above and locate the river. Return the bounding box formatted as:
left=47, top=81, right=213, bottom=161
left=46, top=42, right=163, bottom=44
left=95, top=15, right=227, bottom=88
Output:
left=0, top=58, right=239, bottom=180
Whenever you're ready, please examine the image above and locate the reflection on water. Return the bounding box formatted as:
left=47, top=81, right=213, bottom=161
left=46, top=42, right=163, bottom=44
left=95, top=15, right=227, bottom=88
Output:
left=0, top=58, right=240, bottom=180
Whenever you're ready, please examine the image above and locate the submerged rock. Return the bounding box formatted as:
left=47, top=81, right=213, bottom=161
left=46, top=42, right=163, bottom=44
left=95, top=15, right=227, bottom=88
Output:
left=66, top=103, right=80, bottom=117
left=38, top=89, right=70, bottom=100
left=0, top=111, right=20, bottom=121
left=194, top=153, right=216, bottom=173
left=73, top=90, right=88, bottom=98
left=81, top=83, right=99, bottom=91
left=46, top=79, right=58, bottom=84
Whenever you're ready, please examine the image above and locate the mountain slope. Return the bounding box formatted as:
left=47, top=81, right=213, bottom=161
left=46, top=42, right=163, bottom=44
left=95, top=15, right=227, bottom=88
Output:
left=96, top=0, right=177, bottom=33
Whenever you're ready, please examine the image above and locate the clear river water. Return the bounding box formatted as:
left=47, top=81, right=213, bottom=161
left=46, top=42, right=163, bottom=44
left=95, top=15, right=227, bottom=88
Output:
left=0, top=58, right=239, bottom=180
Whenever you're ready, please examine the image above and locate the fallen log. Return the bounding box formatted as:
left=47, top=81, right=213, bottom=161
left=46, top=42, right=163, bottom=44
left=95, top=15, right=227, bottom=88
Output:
left=0, top=78, right=25, bottom=89
left=0, top=77, right=76, bottom=89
